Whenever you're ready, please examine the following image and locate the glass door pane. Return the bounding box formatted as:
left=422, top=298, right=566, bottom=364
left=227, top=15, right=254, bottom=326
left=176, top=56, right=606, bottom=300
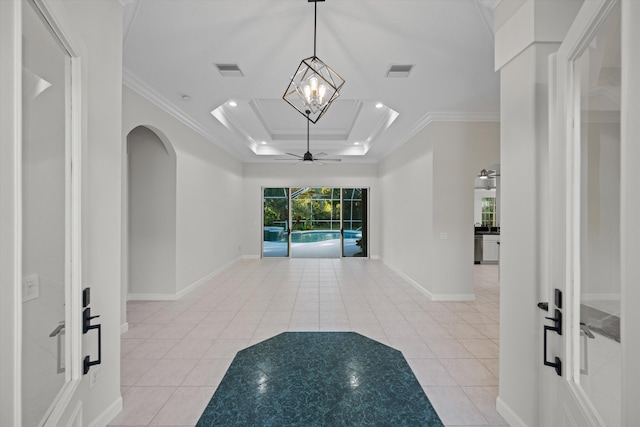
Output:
left=22, top=1, right=71, bottom=424
left=576, top=4, right=621, bottom=425
left=290, top=187, right=341, bottom=258
left=263, top=188, right=290, bottom=257
left=342, top=188, right=367, bottom=257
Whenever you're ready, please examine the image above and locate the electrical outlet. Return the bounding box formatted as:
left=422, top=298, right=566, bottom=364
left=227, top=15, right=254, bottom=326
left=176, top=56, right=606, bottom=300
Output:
left=22, top=274, right=40, bottom=302
left=89, top=366, right=100, bottom=388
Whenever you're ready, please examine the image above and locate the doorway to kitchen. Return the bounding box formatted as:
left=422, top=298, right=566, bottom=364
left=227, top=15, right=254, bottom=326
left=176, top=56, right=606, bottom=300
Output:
left=474, top=166, right=500, bottom=265
left=262, top=187, right=368, bottom=259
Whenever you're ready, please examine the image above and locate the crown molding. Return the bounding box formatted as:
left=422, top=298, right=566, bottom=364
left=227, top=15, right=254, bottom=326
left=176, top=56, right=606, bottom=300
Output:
left=122, top=68, right=239, bottom=158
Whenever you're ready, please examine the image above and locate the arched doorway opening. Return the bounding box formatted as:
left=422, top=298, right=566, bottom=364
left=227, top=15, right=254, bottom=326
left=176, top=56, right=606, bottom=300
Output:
left=125, top=126, right=177, bottom=301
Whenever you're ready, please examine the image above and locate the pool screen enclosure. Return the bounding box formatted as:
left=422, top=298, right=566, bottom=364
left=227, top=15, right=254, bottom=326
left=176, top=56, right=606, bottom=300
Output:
left=262, top=187, right=368, bottom=258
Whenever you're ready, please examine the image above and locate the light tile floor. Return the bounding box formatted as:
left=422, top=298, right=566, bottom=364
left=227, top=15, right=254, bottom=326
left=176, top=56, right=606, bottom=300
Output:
left=110, top=259, right=507, bottom=427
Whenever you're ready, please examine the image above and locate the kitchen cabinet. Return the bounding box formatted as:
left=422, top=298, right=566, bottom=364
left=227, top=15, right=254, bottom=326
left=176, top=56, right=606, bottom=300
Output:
left=483, top=234, right=500, bottom=262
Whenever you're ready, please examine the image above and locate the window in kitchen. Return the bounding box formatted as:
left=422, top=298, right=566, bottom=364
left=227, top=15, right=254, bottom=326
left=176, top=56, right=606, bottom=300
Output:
left=481, top=197, right=496, bottom=227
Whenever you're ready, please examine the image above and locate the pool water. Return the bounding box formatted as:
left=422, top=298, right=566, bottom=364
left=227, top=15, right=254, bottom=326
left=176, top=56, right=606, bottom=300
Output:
left=291, top=229, right=361, bottom=243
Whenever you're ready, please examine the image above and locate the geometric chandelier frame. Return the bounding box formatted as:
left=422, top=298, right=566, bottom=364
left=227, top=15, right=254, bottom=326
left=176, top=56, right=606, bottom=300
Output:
left=283, top=55, right=345, bottom=123
left=282, top=0, right=345, bottom=124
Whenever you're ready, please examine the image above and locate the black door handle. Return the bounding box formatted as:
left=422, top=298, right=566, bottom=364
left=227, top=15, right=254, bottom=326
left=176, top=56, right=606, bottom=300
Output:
left=543, top=308, right=562, bottom=376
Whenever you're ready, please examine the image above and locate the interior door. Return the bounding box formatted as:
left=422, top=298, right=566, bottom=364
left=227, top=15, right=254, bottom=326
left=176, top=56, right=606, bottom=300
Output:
left=544, top=1, right=622, bottom=425
left=22, top=1, right=82, bottom=425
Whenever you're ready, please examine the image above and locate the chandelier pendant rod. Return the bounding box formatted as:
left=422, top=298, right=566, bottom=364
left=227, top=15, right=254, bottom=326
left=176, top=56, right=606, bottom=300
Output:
left=313, top=1, right=317, bottom=57
left=306, top=112, right=311, bottom=153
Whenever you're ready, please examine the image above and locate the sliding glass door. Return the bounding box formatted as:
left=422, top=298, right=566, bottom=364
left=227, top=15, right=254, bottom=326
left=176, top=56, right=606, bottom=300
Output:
left=263, top=188, right=290, bottom=257
left=262, top=187, right=368, bottom=258
left=290, top=187, right=341, bottom=258
left=342, top=188, right=367, bottom=257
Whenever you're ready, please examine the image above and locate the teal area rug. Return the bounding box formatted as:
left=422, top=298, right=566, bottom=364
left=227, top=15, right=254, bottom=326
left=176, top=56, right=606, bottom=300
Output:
left=196, top=332, right=444, bottom=426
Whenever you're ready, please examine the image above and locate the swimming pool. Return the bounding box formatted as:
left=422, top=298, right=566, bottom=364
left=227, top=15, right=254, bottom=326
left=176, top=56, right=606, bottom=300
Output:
left=291, top=229, right=361, bottom=243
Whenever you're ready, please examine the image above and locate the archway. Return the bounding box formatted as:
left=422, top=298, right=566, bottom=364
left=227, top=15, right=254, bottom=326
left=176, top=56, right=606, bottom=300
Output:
left=125, top=125, right=177, bottom=300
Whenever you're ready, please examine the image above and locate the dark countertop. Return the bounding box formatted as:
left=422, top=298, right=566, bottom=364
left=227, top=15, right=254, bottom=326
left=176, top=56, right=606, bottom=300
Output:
left=474, top=227, right=500, bottom=236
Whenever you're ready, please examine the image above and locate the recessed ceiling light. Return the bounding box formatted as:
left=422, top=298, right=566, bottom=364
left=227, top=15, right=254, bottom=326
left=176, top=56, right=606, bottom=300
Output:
left=354, top=142, right=360, bottom=145
left=375, top=102, right=383, bottom=109
left=182, top=95, right=192, bottom=102
left=228, top=101, right=237, bottom=107
left=261, top=141, right=267, bottom=145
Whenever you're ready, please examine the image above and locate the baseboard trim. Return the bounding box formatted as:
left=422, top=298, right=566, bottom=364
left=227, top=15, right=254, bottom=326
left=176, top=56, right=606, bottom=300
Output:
left=496, top=396, right=528, bottom=427
left=242, top=254, right=260, bottom=260
left=380, top=258, right=475, bottom=301
left=120, top=322, right=128, bottom=334
left=87, top=396, right=122, bottom=427
left=127, top=256, right=243, bottom=302
left=380, top=259, right=435, bottom=300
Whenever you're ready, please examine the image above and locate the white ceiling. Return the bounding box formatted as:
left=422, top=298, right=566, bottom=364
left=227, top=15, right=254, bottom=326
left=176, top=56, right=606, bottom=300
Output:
left=121, top=0, right=500, bottom=163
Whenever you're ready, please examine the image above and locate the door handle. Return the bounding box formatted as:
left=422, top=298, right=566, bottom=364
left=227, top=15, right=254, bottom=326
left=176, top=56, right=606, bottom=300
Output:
left=49, top=321, right=65, bottom=337
left=579, top=322, right=595, bottom=375
left=543, top=309, right=562, bottom=376
left=83, top=307, right=102, bottom=375
left=580, top=322, right=595, bottom=339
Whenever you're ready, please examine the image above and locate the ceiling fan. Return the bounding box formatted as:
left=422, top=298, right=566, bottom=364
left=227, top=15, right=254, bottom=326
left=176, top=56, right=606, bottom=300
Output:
left=477, top=168, right=500, bottom=179
left=276, top=113, right=341, bottom=165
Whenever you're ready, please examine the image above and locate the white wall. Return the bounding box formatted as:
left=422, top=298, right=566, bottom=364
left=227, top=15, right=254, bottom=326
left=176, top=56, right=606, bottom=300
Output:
left=379, top=133, right=434, bottom=295
left=380, top=121, right=500, bottom=300
left=242, top=163, right=379, bottom=258
left=122, top=86, right=244, bottom=298
left=127, top=126, right=177, bottom=297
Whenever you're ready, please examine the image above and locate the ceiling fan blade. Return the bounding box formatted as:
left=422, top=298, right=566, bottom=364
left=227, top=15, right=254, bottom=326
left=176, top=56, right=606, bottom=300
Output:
left=314, top=152, right=328, bottom=158
left=317, top=158, right=341, bottom=162
left=285, top=153, right=304, bottom=159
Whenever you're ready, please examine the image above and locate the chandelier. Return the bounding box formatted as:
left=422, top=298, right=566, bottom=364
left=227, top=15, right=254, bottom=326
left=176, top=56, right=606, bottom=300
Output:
left=283, top=0, right=345, bottom=124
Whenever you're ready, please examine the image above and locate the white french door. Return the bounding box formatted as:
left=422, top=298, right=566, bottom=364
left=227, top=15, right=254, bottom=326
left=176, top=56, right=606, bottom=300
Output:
left=544, top=0, right=624, bottom=425
left=21, top=0, right=83, bottom=425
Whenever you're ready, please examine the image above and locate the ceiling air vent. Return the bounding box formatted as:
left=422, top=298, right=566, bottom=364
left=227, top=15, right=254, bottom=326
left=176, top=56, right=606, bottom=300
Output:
left=386, top=64, right=413, bottom=78
left=215, top=63, right=244, bottom=77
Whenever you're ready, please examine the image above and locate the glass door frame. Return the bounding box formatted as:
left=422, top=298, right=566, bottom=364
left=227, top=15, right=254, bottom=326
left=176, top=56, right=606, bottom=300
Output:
left=20, top=0, right=84, bottom=425
left=543, top=0, right=622, bottom=425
